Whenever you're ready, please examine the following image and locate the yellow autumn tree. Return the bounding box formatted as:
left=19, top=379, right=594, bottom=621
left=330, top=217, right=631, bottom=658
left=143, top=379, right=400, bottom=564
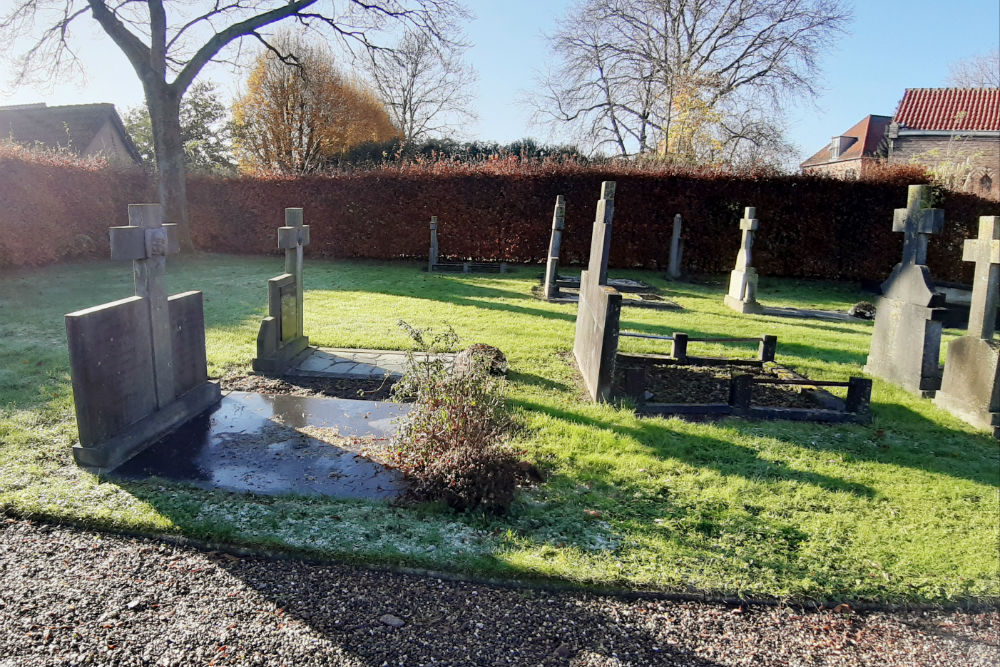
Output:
left=233, top=35, right=399, bottom=174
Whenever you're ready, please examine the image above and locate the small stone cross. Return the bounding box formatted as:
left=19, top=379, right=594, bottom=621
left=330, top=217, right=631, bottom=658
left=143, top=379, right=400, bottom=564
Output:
left=734, top=207, right=759, bottom=271
left=963, top=216, right=1000, bottom=340
left=892, top=185, right=944, bottom=266
left=108, top=203, right=180, bottom=408
left=277, top=208, right=310, bottom=337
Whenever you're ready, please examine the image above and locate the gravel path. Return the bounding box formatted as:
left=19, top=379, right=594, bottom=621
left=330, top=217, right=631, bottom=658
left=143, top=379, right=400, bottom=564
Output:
left=1, top=517, right=996, bottom=666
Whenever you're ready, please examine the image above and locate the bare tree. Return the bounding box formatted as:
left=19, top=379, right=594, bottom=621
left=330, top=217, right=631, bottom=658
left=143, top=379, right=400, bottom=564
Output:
left=364, top=29, right=477, bottom=144
left=533, top=0, right=850, bottom=162
left=0, top=1, right=463, bottom=246
left=947, top=49, right=1000, bottom=88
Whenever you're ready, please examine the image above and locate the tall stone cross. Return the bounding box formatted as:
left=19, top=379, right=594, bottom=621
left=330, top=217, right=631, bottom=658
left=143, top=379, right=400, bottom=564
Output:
left=892, top=184, right=944, bottom=267
left=108, top=203, right=179, bottom=409
left=734, top=207, right=758, bottom=273
left=724, top=207, right=762, bottom=313
left=278, top=208, right=310, bottom=339
left=964, top=216, right=1000, bottom=340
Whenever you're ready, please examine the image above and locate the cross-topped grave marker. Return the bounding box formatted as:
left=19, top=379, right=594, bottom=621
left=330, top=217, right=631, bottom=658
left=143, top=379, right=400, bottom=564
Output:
left=865, top=186, right=947, bottom=396
left=543, top=195, right=566, bottom=299
left=253, top=208, right=312, bottom=373
left=574, top=181, right=622, bottom=401
left=724, top=207, right=763, bottom=314
left=934, top=216, right=1000, bottom=437
left=66, top=203, right=220, bottom=470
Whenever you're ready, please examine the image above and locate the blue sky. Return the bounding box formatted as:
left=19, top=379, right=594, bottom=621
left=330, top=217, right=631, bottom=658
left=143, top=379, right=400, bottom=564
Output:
left=1, top=1, right=998, bottom=164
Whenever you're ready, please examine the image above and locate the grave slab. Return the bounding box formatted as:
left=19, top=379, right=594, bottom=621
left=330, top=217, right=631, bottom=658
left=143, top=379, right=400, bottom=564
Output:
left=113, top=392, right=408, bottom=499
left=276, top=348, right=454, bottom=380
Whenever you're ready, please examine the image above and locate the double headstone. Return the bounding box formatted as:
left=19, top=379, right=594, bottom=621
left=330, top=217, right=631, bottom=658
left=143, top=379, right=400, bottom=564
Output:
left=934, top=216, right=1000, bottom=437
left=667, top=213, right=684, bottom=279
left=864, top=185, right=946, bottom=396
left=724, top=208, right=763, bottom=313
left=542, top=195, right=566, bottom=299
left=65, top=204, right=221, bottom=470
left=253, top=208, right=311, bottom=373
left=573, top=182, right=622, bottom=401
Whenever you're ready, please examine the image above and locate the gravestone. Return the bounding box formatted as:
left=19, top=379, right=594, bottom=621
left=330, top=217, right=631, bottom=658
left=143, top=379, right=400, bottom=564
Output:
left=934, top=216, right=1000, bottom=437
left=573, top=181, right=622, bottom=401
left=428, top=216, right=439, bottom=272
left=65, top=204, right=221, bottom=470
left=667, top=213, right=684, bottom=279
left=724, top=207, right=763, bottom=313
left=542, top=195, right=567, bottom=299
left=864, top=185, right=946, bottom=396
left=253, top=208, right=311, bottom=373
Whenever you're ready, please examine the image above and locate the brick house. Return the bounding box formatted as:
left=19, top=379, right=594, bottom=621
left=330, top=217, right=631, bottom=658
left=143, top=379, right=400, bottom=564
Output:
left=799, top=114, right=892, bottom=178
left=0, top=102, right=142, bottom=166
left=886, top=88, right=999, bottom=198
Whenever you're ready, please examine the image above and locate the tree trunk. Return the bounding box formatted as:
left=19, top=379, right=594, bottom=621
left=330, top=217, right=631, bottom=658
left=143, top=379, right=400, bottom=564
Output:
left=146, top=85, right=193, bottom=250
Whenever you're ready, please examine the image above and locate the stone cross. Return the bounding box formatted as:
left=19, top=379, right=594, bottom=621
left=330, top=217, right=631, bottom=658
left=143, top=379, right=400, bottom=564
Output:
left=667, top=213, right=683, bottom=279
left=734, top=207, right=758, bottom=272
left=543, top=195, right=566, bottom=298
left=963, top=216, right=1000, bottom=340
left=277, top=208, right=310, bottom=338
left=428, top=216, right=439, bottom=271
left=724, top=207, right=762, bottom=313
left=108, top=203, right=179, bottom=408
left=892, top=184, right=944, bottom=267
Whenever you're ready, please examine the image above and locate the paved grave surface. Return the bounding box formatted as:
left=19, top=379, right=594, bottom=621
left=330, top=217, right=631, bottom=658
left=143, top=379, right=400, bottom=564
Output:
left=283, top=347, right=455, bottom=379
left=113, top=391, right=409, bottom=499
left=760, top=305, right=856, bottom=321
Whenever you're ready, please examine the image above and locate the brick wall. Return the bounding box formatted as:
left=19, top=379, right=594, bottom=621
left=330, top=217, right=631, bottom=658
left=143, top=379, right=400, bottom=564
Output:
left=890, top=134, right=1000, bottom=199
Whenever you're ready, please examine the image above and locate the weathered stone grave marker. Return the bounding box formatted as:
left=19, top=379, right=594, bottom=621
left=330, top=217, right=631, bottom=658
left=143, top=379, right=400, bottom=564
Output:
left=724, top=207, right=763, bottom=313
left=253, top=208, right=311, bottom=373
left=428, top=215, right=439, bottom=272
left=573, top=181, right=622, bottom=401
left=542, top=195, right=566, bottom=299
left=864, top=185, right=947, bottom=396
left=934, top=216, right=1000, bottom=437
left=428, top=216, right=508, bottom=273
left=65, top=203, right=220, bottom=470
left=667, top=213, right=683, bottom=279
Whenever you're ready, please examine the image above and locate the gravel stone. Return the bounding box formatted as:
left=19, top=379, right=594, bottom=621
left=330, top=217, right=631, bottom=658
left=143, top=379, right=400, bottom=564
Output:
left=1, top=517, right=996, bottom=666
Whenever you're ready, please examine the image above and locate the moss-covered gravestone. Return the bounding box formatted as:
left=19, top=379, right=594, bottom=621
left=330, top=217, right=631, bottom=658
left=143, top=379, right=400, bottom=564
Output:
left=253, top=208, right=311, bottom=373
left=65, top=204, right=221, bottom=470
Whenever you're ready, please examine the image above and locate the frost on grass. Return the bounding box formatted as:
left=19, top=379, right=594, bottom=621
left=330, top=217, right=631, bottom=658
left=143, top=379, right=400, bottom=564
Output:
left=192, top=500, right=496, bottom=559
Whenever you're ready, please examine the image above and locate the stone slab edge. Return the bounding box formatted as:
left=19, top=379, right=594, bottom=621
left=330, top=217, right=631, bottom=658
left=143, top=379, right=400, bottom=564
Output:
left=72, top=381, right=222, bottom=472
left=252, top=338, right=310, bottom=373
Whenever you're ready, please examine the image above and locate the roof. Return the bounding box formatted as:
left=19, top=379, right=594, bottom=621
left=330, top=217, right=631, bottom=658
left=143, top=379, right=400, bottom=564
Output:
left=0, top=102, right=141, bottom=163
left=800, top=114, right=892, bottom=167
left=893, top=88, right=1000, bottom=131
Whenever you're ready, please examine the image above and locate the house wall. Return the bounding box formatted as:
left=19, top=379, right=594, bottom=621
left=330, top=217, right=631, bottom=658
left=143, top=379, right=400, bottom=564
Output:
left=801, top=157, right=866, bottom=179
left=889, top=134, right=1000, bottom=199
left=84, top=121, right=138, bottom=166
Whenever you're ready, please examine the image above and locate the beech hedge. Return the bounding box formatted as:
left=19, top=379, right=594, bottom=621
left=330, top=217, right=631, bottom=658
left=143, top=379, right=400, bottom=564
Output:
left=3, top=152, right=998, bottom=284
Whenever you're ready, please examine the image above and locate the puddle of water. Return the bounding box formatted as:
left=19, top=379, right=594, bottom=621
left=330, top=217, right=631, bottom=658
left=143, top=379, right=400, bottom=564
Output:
left=112, top=392, right=411, bottom=499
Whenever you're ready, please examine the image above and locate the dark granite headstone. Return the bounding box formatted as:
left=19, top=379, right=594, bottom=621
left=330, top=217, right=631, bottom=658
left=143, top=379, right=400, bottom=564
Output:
left=253, top=208, right=311, bottom=373
left=573, top=181, right=622, bottom=401
left=864, top=185, right=946, bottom=396
left=66, top=204, right=220, bottom=470
left=667, top=213, right=683, bottom=279
left=543, top=195, right=566, bottom=299
left=934, top=216, right=1000, bottom=437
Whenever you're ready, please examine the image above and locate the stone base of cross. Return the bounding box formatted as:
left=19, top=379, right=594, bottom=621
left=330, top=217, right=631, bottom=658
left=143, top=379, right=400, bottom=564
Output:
left=253, top=208, right=312, bottom=373
left=934, top=216, right=1000, bottom=438
left=725, top=207, right=763, bottom=314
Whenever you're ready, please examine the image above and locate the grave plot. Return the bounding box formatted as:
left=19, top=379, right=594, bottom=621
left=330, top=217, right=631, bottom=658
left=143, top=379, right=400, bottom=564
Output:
left=614, top=332, right=872, bottom=423
left=428, top=216, right=509, bottom=273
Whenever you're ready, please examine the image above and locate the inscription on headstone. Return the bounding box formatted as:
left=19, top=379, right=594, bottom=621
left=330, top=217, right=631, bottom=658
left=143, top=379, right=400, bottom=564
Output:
left=253, top=208, right=311, bottom=373
left=864, top=185, right=946, bottom=396
left=66, top=204, right=220, bottom=470
left=724, top=207, right=763, bottom=314
left=934, top=216, right=1000, bottom=437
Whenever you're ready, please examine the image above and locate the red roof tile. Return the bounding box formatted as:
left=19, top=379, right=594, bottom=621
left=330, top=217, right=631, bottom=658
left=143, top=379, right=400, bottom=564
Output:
left=800, top=114, right=891, bottom=167
left=893, top=88, right=1000, bottom=131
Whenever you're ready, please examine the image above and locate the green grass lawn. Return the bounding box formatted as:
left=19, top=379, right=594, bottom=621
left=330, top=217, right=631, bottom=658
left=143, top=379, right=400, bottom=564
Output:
left=1, top=254, right=997, bottom=605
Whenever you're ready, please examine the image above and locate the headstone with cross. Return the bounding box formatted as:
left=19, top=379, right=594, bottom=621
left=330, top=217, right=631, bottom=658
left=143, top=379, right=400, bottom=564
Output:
left=864, top=186, right=948, bottom=396
left=253, top=208, right=312, bottom=373
left=724, top=207, right=763, bottom=314
left=934, top=216, right=1000, bottom=437
left=543, top=195, right=566, bottom=299
left=573, top=181, right=622, bottom=401
left=65, top=203, right=220, bottom=471
left=667, top=213, right=684, bottom=279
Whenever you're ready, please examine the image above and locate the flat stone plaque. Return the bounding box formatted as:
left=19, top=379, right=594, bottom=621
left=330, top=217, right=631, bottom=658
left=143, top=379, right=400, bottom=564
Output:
left=280, top=283, right=298, bottom=342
